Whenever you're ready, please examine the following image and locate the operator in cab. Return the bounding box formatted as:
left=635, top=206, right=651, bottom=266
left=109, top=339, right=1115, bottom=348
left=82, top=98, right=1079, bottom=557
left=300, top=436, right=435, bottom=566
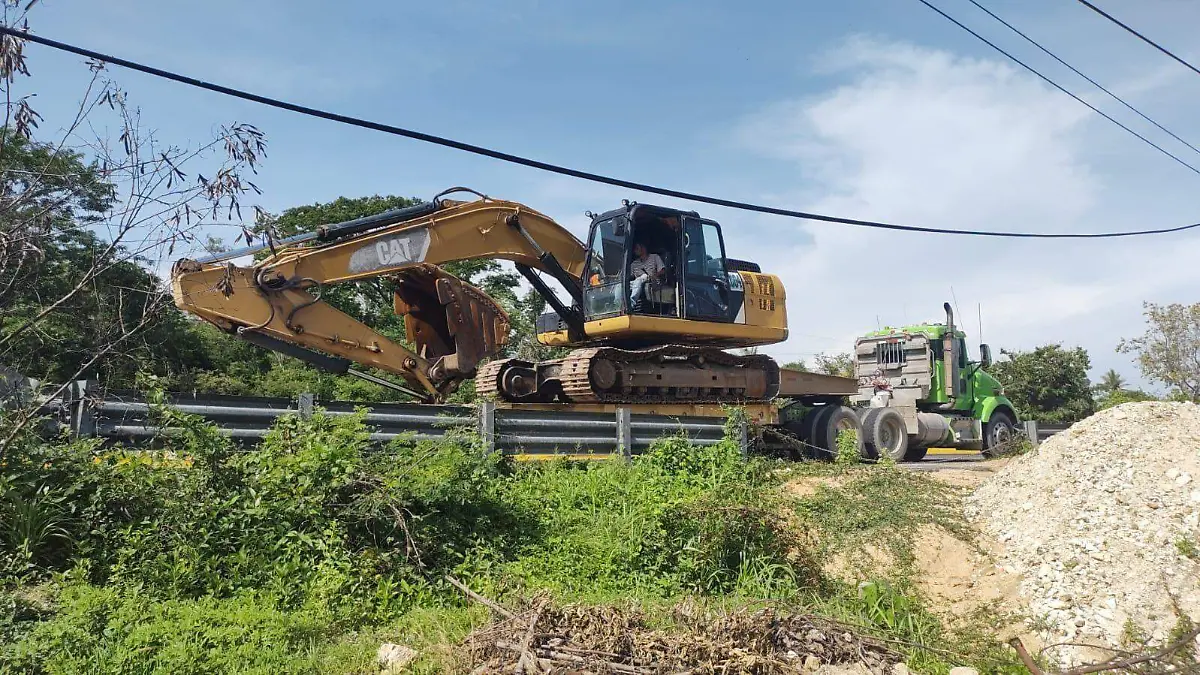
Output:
left=629, top=241, right=665, bottom=312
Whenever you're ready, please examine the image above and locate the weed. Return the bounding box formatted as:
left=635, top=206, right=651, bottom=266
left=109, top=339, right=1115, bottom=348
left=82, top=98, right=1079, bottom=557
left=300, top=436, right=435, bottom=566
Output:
left=1175, top=537, right=1199, bottom=560
left=1120, top=617, right=1150, bottom=648
left=835, top=428, right=860, bottom=466
left=790, top=464, right=972, bottom=570
left=0, top=489, right=74, bottom=576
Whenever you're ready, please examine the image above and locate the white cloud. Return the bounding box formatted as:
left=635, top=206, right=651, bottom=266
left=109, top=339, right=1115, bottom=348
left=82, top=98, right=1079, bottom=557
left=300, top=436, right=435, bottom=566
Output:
left=734, top=37, right=1200, bottom=389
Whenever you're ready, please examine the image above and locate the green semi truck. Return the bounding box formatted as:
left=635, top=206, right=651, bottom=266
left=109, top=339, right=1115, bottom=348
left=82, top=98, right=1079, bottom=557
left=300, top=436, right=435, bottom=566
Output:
left=848, top=303, right=1019, bottom=461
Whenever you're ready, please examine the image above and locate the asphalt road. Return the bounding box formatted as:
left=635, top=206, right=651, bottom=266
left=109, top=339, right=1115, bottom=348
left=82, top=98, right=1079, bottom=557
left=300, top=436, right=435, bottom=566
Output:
left=905, top=449, right=993, bottom=471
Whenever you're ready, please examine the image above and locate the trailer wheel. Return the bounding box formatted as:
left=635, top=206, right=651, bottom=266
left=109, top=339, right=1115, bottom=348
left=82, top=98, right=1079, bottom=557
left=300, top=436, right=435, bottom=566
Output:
left=817, top=405, right=868, bottom=460
left=865, top=408, right=910, bottom=461
left=799, top=405, right=836, bottom=459
left=983, top=410, right=1017, bottom=456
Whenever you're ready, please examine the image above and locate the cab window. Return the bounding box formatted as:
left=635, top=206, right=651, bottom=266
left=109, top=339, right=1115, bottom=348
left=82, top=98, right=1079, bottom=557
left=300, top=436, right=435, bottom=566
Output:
left=583, top=217, right=626, bottom=317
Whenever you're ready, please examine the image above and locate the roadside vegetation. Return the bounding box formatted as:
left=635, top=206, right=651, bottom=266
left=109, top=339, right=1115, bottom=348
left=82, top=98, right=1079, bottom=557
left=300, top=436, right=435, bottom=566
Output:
left=0, top=399, right=1027, bottom=674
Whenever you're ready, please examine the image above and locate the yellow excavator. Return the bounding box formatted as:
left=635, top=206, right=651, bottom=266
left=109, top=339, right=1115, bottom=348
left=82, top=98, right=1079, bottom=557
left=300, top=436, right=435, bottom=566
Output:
left=170, top=188, right=791, bottom=405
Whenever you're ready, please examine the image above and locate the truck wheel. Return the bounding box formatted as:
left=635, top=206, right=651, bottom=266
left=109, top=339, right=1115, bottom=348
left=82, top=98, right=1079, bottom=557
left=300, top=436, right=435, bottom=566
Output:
left=799, top=405, right=835, bottom=460
left=860, top=408, right=881, bottom=457
left=982, top=410, right=1017, bottom=456
left=816, top=406, right=867, bottom=460
left=865, top=408, right=910, bottom=461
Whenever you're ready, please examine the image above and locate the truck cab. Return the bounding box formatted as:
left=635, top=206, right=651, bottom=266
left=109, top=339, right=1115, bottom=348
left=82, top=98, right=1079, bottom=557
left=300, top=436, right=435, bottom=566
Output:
left=851, top=303, right=1019, bottom=460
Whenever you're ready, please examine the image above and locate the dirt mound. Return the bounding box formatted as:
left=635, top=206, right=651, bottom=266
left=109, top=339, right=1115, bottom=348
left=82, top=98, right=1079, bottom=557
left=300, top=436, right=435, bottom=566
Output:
left=967, top=402, right=1200, bottom=666
left=461, top=601, right=900, bottom=674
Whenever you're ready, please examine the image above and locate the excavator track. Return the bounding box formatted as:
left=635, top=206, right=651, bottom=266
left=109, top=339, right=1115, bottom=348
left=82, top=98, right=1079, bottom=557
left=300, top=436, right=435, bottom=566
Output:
left=478, top=345, right=780, bottom=405
left=474, top=357, right=513, bottom=400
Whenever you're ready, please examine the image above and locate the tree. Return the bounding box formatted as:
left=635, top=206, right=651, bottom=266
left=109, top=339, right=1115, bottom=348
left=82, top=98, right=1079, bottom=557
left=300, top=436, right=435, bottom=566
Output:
left=1118, top=302, right=1200, bottom=403
left=990, top=344, right=1095, bottom=424
left=812, top=352, right=854, bottom=378
left=1095, top=388, right=1158, bottom=411
left=0, top=8, right=265, bottom=451
left=781, top=359, right=809, bottom=372
left=1095, top=369, right=1126, bottom=396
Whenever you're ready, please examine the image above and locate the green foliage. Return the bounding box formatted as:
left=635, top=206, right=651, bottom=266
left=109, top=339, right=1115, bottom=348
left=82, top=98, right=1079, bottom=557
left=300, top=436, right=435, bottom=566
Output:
left=0, top=490, right=75, bottom=578
left=499, top=433, right=806, bottom=600
left=0, top=130, right=208, bottom=388
left=1, top=406, right=827, bottom=671
left=990, top=344, right=1095, bottom=424
left=856, top=580, right=937, bottom=644
left=1094, top=369, right=1126, bottom=396
left=1119, top=301, right=1200, bottom=403
left=835, top=429, right=860, bottom=466
left=1096, top=387, right=1159, bottom=411
left=813, top=352, right=855, bottom=378
left=781, top=360, right=809, bottom=372
left=4, top=585, right=374, bottom=674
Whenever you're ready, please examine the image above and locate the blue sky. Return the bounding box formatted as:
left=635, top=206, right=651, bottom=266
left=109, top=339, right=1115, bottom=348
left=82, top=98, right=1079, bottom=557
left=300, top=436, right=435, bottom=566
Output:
left=21, top=0, right=1200, bottom=387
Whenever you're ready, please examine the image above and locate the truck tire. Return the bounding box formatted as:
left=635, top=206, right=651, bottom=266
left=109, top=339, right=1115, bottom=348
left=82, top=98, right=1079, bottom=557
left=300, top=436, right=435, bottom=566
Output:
left=865, top=408, right=912, bottom=461
left=860, top=408, right=882, bottom=457
left=799, top=405, right=836, bottom=459
left=982, top=410, right=1017, bottom=457
left=815, top=405, right=867, bottom=460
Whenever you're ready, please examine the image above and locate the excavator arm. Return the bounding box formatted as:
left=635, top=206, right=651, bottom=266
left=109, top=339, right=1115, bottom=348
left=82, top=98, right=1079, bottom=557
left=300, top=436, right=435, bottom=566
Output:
left=170, top=190, right=589, bottom=401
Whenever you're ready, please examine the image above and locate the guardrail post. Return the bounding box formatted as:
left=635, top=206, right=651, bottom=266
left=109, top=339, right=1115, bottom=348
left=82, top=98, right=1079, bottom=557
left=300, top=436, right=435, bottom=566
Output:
left=735, top=415, right=749, bottom=460
left=616, top=407, right=632, bottom=461
left=1024, top=420, right=1039, bottom=446
left=67, top=379, right=97, bottom=438
left=298, top=392, right=314, bottom=419
left=478, top=401, right=496, bottom=455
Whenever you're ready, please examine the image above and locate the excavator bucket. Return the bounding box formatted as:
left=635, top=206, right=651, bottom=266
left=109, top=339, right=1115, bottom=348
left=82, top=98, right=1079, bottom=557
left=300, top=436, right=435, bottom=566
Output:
left=392, top=264, right=510, bottom=387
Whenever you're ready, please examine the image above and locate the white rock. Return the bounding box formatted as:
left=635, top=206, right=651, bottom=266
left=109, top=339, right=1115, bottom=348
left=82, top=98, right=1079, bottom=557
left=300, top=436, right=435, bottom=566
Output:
left=949, top=668, right=980, bottom=675
left=1177, top=473, right=1193, bottom=486
left=377, top=643, right=418, bottom=673
left=891, top=664, right=910, bottom=675
left=1168, top=468, right=1182, bottom=480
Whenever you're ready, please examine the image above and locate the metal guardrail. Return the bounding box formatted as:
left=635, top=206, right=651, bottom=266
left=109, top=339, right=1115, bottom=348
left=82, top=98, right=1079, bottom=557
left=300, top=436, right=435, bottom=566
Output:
left=15, top=379, right=1071, bottom=458
left=49, top=381, right=734, bottom=458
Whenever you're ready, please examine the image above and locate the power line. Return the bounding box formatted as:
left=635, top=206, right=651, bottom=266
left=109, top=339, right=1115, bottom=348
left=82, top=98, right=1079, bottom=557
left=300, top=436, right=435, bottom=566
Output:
left=1074, top=0, right=1200, bottom=79
left=914, top=0, right=1200, bottom=178
left=965, top=0, right=1200, bottom=157
left=5, top=25, right=1200, bottom=240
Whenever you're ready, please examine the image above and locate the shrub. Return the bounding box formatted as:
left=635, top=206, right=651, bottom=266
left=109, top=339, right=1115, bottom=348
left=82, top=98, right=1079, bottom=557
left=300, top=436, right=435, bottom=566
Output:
left=835, top=429, right=860, bottom=466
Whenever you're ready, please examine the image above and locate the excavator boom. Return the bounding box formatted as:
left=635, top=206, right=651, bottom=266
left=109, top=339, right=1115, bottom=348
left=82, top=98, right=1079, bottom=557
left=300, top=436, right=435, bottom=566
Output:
left=171, top=190, right=589, bottom=401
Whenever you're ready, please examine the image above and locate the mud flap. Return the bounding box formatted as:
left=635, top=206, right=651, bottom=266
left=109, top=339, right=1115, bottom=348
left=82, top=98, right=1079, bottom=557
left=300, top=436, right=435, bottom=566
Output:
left=392, top=264, right=510, bottom=389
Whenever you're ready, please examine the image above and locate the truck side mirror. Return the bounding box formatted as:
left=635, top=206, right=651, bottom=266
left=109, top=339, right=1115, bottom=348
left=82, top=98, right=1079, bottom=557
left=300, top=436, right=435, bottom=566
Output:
left=979, top=343, right=992, bottom=369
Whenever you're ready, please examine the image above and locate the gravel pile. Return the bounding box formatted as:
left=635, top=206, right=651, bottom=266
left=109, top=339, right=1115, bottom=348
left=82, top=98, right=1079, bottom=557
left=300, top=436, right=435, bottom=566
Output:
left=967, top=402, right=1200, bottom=664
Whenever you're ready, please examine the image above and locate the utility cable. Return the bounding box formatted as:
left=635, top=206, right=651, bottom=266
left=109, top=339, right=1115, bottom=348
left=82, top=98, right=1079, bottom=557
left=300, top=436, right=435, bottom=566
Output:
left=966, top=0, right=1200, bottom=156
left=5, top=25, right=1200, bottom=239
left=1074, top=0, right=1200, bottom=79
left=914, top=0, right=1200, bottom=178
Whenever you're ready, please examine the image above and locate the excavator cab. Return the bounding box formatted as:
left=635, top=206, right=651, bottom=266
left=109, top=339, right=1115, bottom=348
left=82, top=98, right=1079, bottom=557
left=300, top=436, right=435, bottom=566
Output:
left=580, top=204, right=740, bottom=325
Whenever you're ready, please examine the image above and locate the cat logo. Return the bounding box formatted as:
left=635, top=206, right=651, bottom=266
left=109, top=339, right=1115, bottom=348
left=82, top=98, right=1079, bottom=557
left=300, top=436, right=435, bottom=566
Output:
left=347, top=228, right=431, bottom=274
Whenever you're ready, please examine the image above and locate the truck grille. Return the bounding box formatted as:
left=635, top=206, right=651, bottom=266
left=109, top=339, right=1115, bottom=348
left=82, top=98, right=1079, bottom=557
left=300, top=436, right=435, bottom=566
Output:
left=875, top=341, right=907, bottom=368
